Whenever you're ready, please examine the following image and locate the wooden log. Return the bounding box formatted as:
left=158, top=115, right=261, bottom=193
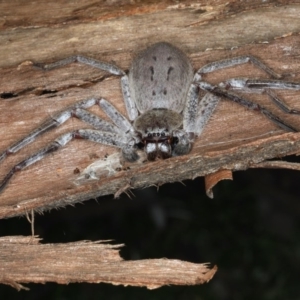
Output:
left=0, top=0, right=300, bottom=218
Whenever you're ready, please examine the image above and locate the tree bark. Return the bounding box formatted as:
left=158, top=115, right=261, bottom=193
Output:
left=0, top=0, right=300, bottom=218
left=0, top=236, right=217, bottom=290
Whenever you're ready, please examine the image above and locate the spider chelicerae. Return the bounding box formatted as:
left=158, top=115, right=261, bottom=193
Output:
left=1, top=42, right=300, bottom=193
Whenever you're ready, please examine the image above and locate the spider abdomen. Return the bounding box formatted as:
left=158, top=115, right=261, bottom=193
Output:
left=128, top=42, right=194, bottom=113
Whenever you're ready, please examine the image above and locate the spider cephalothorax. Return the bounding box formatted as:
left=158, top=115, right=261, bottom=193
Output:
left=133, top=107, right=188, bottom=160
left=1, top=42, right=300, bottom=193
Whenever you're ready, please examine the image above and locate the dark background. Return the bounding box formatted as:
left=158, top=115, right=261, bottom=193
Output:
left=0, top=158, right=299, bottom=300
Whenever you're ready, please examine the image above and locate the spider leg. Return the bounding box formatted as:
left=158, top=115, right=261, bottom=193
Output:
left=265, top=89, right=300, bottom=115
left=98, top=99, right=134, bottom=133
left=185, top=55, right=281, bottom=137
left=77, top=129, right=139, bottom=162
left=219, top=78, right=300, bottom=115
left=183, top=84, right=220, bottom=135
left=0, top=133, right=73, bottom=193
left=194, top=55, right=281, bottom=82
left=0, top=129, right=138, bottom=193
left=199, top=82, right=298, bottom=132
left=171, top=83, right=198, bottom=155
left=92, top=99, right=140, bottom=160
left=34, top=55, right=125, bottom=76
left=34, top=55, right=138, bottom=121
left=182, top=83, right=199, bottom=132
left=120, top=75, right=138, bottom=121
left=219, top=78, right=300, bottom=91
left=194, top=93, right=220, bottom=136
left=0, top=98, right=130, bottom=163
left=172, top=84, right=220, bottom=155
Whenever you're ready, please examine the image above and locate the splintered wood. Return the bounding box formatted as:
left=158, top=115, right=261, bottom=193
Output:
left=0, top=236, right=217, bottom=290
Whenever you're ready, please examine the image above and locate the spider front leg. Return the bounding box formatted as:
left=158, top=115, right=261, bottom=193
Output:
left=0, top=128, right=138, bottom=193
left=184, top=83, right=221, bottom=134
left=0, top=52, right=141, bottom=193
left=0, top=95, right=140, bottom=164
left=0, top=98, right=120, bottom=163
left=0, top=97, right=141, bottom=193
left=98, top=99, right=140, bottom=161
left=172, top=84, right=220, bottom=156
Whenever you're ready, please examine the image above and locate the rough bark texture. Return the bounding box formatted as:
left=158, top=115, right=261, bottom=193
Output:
left=0, top=1, right=300, bottom=217
left=0, top=236, right=217, bottom=290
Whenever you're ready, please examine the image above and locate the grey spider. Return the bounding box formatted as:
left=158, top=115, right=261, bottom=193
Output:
left=1, top=42, right=300, bottom=193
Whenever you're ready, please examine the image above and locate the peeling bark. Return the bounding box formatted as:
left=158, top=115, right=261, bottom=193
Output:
left=0, top=236, right=217, bottom=290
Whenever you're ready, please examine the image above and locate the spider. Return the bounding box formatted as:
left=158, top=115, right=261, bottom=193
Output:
left=1, top=42, right=300, bottom=193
